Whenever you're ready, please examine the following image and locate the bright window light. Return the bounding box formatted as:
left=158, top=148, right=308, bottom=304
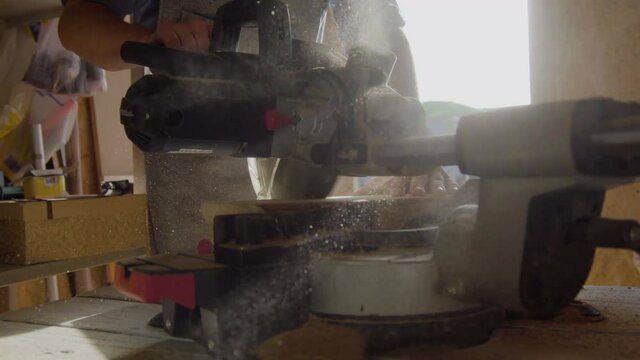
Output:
left=396, top=0, right=531, bottom=108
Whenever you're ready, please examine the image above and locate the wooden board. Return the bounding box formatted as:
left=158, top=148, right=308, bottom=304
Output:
left=0, top=248, right=147, bottom=287
left=77, top=98, right=101, bottom=195
left=77, top=286, right=134, bottom=302
left=201, top=196, right=443, bottom=242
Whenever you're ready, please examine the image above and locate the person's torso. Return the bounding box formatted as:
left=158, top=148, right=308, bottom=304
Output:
left=132, top=0, right=331, bottom=45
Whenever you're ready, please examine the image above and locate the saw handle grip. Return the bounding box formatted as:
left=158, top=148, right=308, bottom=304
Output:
left=120, top=41, right=257, bottom=80
left=120, top=41, right=175, bottom=69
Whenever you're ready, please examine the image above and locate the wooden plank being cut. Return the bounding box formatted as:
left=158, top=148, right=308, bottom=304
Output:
left=0, top=248, right=147, bottom=287
left=201, top=196, right=443, bottom=243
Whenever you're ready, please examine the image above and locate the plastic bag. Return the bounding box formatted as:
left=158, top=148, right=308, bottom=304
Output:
left=0, top=91, right=78, bottom=182
left=0, top=22, right=37, bottom=118
left=0, top=119, right=33, bottom=181
left=23, top=18, right=107, bottom=96
left=0, top=83, right=33, bottom=139
left=0, top=22, right=37, bottom=104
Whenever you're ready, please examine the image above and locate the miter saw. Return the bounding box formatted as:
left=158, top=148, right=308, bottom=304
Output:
left=114, top=0, right=640, bottom=358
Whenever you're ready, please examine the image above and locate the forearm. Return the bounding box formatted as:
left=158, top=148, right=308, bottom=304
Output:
left=59, top=0, right=152, bottom=71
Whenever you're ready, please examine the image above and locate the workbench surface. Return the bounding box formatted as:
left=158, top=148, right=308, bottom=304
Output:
left=0, top=286, right=637, bottom=359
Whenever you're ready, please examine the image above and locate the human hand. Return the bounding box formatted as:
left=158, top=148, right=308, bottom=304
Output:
left=147, top=19, right=213, bottom=52
left=352, top=168, right=459, bottom=197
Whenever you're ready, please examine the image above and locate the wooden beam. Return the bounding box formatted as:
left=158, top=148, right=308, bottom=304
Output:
left=77, top=98, right=101, bottom=194
left=0, top=248, right=147, bottom=287
left=87, top=97, right=104, bottom=185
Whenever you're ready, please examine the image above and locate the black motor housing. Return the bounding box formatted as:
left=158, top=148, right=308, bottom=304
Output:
left=120, top=75, right=274, bottom=156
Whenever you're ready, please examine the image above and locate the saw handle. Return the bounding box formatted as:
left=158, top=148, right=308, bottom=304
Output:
left=120, top=41, right=180, bottom=70
left=120, top=41, right=258, bottom=80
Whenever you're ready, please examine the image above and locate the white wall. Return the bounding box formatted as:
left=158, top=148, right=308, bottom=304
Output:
left=92, top=70, right=133, bottom=181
